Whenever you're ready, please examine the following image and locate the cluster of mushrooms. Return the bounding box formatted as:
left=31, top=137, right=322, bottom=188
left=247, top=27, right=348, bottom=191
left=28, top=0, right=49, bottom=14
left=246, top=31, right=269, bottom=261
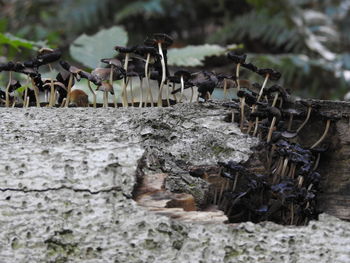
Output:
left=0, top=33, right=225, bottom=108
left=211, top=53, right=339, bottom=225
left=0, top=33, right=336, bottom=225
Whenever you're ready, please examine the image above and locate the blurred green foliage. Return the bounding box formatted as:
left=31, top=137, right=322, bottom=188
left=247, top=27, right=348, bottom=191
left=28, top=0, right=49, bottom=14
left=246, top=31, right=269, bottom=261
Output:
left=1, top=0, right=350, bottom=99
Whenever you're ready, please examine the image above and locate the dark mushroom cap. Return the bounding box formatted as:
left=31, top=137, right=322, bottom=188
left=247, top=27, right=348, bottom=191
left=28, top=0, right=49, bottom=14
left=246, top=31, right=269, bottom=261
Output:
left=114, top=45, right=136, bottom=54
left=237, top=90, right=258, bottom=106
left=263, top=84, right=287, bottom=96
left=174, top=70, right=191, bottom=80
left=268, top=106, right=281, bottom=121
left=78, top=71, right=102, bottom=86
left=134, top=45, right=158, bottom=56
left=100, top=58, right=122, bottom=67
left=36, top=49, right=61, bottom=65
left=257, top=68, right=281, bottom=81
left=144, top=33, right=173, bottom=48
left=8, top=79, right=21, bottom=93
left=241, top=62, right=258, bottom=72
left=0, top=61, right=15, bottom=72
left=227, top=52, right=247, bottom=64
left=59, top=61, right=82, bottom=76
left=168, top=75, right=181, bottom=83
left=319, top=112, right=341, bottom=121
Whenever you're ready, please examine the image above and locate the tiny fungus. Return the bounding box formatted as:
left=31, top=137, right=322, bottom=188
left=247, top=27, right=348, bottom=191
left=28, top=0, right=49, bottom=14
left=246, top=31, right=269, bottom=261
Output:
left=68, top=89, right=89, bottom=107
left=101, top=57, right=124, bottom=107
left=174, top=70, right=192, bottom=103
left=96, top=82, right=114, bottom=107
left=135, top=45, right=159, bottom=107
left=144, top=33, right=173, bottom=107
left=115, top=45, right=136, bottom=107
left=310, top=112, right=339, bottom=149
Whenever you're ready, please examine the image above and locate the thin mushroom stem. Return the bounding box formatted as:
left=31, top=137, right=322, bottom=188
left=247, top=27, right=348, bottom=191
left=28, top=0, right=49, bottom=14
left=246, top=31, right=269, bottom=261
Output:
left=313, top=153, right=321, bottom=171
left=157, top=42, right=166, bottom=107
left=288, top=114, right=294, bottom=131
left=139, top=78, right=144, bottom=108
left=5, top=71, right=12, bottom=107
left=257, top=74, right=270, bottom=102
left=236, top=64, right=241, bottom=90
left=252, top=74, right=270, bottom=136
left=109, top=65, right=117, bottom=108
left=130, top=77, right=134, bottom=107
left=171, top=81, right=178, bottom=102
left=232, top=173, right=239, bottom=192
left=122, top=53, right=130, bottom=107
left=49, top=78, right=55, bottom=107
left=87, top=81, right=96, bottom=108
left=267, top=116, right=277, bottom=143
left=190, top=86, right=194, bottom=103
left=145, top=53, right=154, bottom=107
left=311, top=119, right=331, bottom=149
left=272, top=93, right=279, bottom=107
left=281, top=158, right=289, bottom=177
left=296, top=106, right=312, bottom=133
left=64, top=74, right=73, bottom=107
left=60, top=98, right=66, bottom=108
left=31, top=79, right=41, bottom=107
left=23, top=85, right=28, bottom=108
left=223, top=78, right=228, bottom=99
left=48, top=64, right=55, bottom=107
left=165, top=80, right=170, bottom=106
left=179, top=75, right=185, bottom=103
left=240, top=97, right=246, bottom=131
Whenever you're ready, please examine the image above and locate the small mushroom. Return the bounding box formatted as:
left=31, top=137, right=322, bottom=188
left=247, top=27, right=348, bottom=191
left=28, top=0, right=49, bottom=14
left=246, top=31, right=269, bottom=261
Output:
left=144, top=33, right=173, bottom=107
left=115, top=45, right=136, bottom=107
left=310, top=112, right=339, bottom=149
left=266, top=107, right=281, bottom=143
left=174, top=70, right=192, bottom=103
left=97, top=82, right=114, bottom=107
left=68, top=89, right=89, bottom=107
left=135, top=45, right=159, bottom=107
left=101, top=58, right=123, bottom=107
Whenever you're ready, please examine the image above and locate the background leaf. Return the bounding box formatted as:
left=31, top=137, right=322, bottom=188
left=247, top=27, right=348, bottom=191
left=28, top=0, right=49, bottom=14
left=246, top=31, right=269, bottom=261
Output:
left=69, top=26, right=128, bottom=69
left=168, top=44, right=227, bottom=67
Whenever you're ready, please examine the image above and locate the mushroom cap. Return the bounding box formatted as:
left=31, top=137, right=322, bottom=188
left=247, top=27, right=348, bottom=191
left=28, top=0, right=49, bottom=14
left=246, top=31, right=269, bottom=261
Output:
left=174, top=70, right=191, bottom=80
left=227, top=52, right=247, bottom=64
left=0, top=61, right=15, bottom=72
left=91, top=68, right=124, bottom=82
left=263, top=84, right=287, bottom=96
left=100, top=58, right=122, bottom=67
left=114, top=45, right=136, bottom=53
left=59, top=61, right=81, bottom=75
left=37, top=49, right=61, bottom=65
left=134, top=45, right=158, bottom=56
left=144, top=33, right=173, bottom=48
left=282, top=108, right=302, bottom=116
left=281, top=131, right=298, bottom=139
left=97, top=82, right=114, bottom=95
left=257, top=68, right=281, bottom=81
left=268, top=106, right=281, bottom=120
left=38, top=47, right=54, bottom=55
left=8, top=79, right=21, bottom=92
left=319, top=112, right=341, bottom=121
left=168, top=75, right=181, bottom=83
left=241, top=62, right=258, bottom=72
left=78, top=71, right=102, bottom=86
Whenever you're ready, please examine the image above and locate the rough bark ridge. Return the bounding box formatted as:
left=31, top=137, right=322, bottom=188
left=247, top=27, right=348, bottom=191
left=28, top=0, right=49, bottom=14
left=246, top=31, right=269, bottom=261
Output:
left=0, top=102, right=349, bottom=262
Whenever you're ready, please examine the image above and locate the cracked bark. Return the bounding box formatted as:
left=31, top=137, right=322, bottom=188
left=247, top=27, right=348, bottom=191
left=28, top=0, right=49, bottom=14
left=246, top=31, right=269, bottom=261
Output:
left=0, top=102, right=349, bottom=262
